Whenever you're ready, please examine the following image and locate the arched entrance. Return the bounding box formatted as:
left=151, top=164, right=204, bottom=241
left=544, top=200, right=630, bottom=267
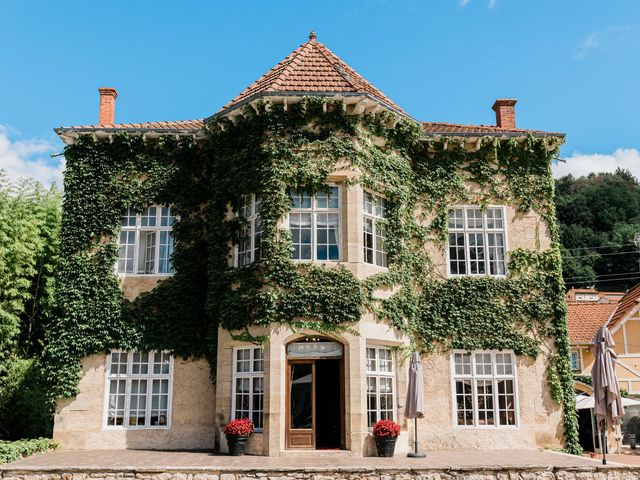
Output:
left=286, top=338, right=345, bottom=449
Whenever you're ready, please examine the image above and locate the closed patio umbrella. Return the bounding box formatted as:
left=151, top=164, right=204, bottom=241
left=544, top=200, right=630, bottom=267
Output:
left=405, top=351, right=426, bottom=458
left=591, top=326, right=624, bottom=465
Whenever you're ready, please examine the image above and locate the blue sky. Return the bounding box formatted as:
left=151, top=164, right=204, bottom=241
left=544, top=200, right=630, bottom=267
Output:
left=1, top=0, right=639, bottom=185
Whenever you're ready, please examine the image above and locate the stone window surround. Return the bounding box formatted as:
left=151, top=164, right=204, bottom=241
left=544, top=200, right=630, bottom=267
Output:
left=450, top=349, right=520, bottom=429
left=117, top=205, right=176, bottom=276
left=446, top=205, right=509, bottom=278
left=103, top=351, right=174, bottom=430
left=365, top=345, right=397, bottom=427
left=286, top=184, right=342, bottom=262
left=231, top=346, right=265, bottom=431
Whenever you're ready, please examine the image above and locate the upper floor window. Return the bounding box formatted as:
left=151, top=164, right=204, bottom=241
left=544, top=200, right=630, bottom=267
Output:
left=447, top=206, right=506, bottom=277
left=363, top=192, right=387, bottom=267
left=452, top=351, right=518, bottom=428
left=232, top=347, right=264, bottom=430
left=235, top=194, right=262, bottom=267
left=366, top=346, right=396, bottom=427
left=289, top=186, right=341, bottom=261
left=118, top=206, right=175, bottom=275
left=570, top=351, right=581, bottom=371
left=106, top=351, right=172, bottom=428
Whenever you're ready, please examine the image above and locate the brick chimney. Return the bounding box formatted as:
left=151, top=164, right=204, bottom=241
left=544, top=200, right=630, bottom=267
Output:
left=98, top=87, right=118, bottom=125
left=492, top=99, right=517, bottom=129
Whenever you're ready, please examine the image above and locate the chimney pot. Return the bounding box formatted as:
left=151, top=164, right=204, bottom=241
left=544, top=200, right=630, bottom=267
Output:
left=492, top=99, right=517, bottom=129
left=98, top=87, right=118, bottom=125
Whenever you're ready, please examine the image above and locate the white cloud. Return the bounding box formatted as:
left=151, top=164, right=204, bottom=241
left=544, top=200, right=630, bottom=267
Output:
left=458, top=0, right=497, bottom=8
left=574, top=25, right=637, bottom=60
left=0, top=125, right=64, bottom=188
left=552, top=148, right=640, bottom=179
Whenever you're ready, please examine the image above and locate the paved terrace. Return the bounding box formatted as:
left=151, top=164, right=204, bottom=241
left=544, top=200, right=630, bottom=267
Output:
left=0, top=449, right=625, bottom=471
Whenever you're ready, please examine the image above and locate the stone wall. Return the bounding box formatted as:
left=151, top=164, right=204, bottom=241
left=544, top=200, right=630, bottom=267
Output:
left=53, top=355, right=216, bottom=450
left=2, top=467, right=639, bottom=480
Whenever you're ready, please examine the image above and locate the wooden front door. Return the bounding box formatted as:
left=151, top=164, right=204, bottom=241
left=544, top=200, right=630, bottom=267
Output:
left=286, top=361, right=315, bottom=448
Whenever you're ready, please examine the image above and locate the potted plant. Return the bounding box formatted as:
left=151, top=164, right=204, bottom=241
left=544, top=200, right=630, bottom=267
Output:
left=372, top=419, right=400, bottom=457
left=224, top=418, right=254, bottom=456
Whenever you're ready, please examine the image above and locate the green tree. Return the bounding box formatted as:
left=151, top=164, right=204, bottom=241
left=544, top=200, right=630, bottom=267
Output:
left=0, top=171, right=61, bottom=438
left=556, top=168, right=640, bottom=290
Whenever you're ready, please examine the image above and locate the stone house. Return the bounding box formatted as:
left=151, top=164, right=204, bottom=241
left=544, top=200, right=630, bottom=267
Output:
left=52, top=33, right=571, bottom=455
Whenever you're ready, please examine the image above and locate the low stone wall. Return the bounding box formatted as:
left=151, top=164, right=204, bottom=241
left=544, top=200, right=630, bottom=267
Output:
left=2, top=467, right=640, bottom=480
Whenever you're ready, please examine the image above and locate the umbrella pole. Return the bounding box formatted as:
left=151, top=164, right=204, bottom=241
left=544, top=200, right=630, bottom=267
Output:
left=602, top=417, right=607, bottom=465
left=407, top=417, right=426, bottom=458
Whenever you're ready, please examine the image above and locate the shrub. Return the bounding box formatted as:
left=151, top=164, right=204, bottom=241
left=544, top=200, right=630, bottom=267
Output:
left=223, top=418, right=254, bottom=437
left=372, top=419, right=401, bottom=438
left=0, top=357, right=53, bottom=439
left=0, top=438, right=58, bottom=464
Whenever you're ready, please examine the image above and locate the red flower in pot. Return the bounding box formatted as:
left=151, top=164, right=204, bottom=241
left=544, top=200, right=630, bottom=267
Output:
left=372, top=420, right=400, bottom=457
left=224, top=418, right=254, bottom=456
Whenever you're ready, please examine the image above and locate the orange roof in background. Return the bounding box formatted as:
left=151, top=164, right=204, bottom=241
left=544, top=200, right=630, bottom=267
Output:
left=608, top=283, right=640, bottom=329
left=217, top=32, right=406, bottom=116
left=567, top=302, right=617, bottom=344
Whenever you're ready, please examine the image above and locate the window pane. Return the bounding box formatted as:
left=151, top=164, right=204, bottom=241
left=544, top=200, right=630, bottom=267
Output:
left=448, top=208, right=464, bottom=229
left=456, top=380, right=473, bottom=426
left=466, top=208, right=483, bottom=229
left=290, top=213, right=312, bottom=260
left=141, top=207, right=157, bottom=227
left=448, top=233, right=466, bottom=275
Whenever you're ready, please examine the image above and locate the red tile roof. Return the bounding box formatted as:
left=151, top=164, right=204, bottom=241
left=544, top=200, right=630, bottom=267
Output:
left=55, top=119, right=204, bottom=133
left=217, top=32, right=406, bottom=116
left=608, top=282, right=640, bottom=329
left=567, top=302, right=617, bottom=344
left=422, top=122, right=563, bottom=137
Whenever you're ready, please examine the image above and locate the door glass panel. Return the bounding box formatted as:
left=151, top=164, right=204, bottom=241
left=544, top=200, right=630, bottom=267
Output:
left=290, top=363, right=312, bottom=429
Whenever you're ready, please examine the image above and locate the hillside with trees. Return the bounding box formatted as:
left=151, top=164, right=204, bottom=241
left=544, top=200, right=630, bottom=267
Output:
left=555, top=168, right=640, bottom=291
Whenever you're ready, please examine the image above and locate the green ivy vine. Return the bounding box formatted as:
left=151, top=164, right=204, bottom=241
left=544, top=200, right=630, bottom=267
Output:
left=45, top=97, right=580, bottom=454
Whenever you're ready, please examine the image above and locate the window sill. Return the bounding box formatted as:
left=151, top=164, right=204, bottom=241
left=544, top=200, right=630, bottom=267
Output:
left=118, top=273, right=175, bottom=277
left=104, top=425, right=172, bottom=430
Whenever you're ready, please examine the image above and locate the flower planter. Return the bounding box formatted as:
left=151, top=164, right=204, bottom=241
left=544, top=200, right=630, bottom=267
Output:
left=226, top=434, right=249, bottom=456
left=374, top=435, right=398, bottom=457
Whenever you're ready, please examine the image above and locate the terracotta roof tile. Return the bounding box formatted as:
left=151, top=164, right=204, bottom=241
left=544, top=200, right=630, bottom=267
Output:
left=55, top=119, right=204, bottom=132
left=218, top=34, right=406, bottom=115
left=608, top=282, right=640, bottom=329
left=422, top=122, right=563, bottom=137
left=567, top=302, right=618, bottom=344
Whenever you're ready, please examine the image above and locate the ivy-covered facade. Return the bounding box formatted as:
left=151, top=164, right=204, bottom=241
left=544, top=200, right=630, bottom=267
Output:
left=49, top=33, right=579, bottom=455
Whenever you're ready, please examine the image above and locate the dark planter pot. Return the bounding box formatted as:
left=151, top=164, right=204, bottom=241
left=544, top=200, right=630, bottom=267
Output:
left=374, top=435, right=398, bottom=457
left=226, top=434, right=249, bottom=456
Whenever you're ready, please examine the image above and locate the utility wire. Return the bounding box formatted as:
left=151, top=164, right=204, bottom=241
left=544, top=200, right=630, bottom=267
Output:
left=563, top=251, right=639, bottom=260
left=564, top=271, right=640, bottom=281
left=565, top=275, right=640, bottom=285
left=562, top=243, right=637, bottom=253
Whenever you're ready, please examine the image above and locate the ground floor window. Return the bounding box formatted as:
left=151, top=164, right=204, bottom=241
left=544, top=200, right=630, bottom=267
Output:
left=106, top=351, right=172, bottom=428
left=452, top=350, right=518, bottom=428
left=232, top=347, right=264, bottom=430
left=366, top=346, right=396, bottom=427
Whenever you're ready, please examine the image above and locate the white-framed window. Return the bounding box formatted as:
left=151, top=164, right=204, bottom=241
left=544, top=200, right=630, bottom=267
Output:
left=288, top=186, right=341, bottom=261
left=363, top=191, right=388, bottom=267
left=575, top=293, right=599, bottom=302
left=235, top=194, right=262, bottom=267
left=105, top=351, right=172, bottom=428
left=570, top=351, right=581, bottom=371
left=452, top=350, right=518, bottom=428
left=118, top=206, right=176, bottom=275
left=366, top=346, right=396, bottom=427
left=447, top=206, right=507, bottom=277
left=231, top=347, right=264, bottom=430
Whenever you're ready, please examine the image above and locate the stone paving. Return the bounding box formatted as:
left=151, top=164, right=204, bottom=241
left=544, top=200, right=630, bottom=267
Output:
left=0, top=449, right=613, bottom=471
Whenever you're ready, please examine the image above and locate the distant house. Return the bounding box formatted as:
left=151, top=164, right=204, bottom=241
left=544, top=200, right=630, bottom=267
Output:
left=567, top=284, right=640, bottom=393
